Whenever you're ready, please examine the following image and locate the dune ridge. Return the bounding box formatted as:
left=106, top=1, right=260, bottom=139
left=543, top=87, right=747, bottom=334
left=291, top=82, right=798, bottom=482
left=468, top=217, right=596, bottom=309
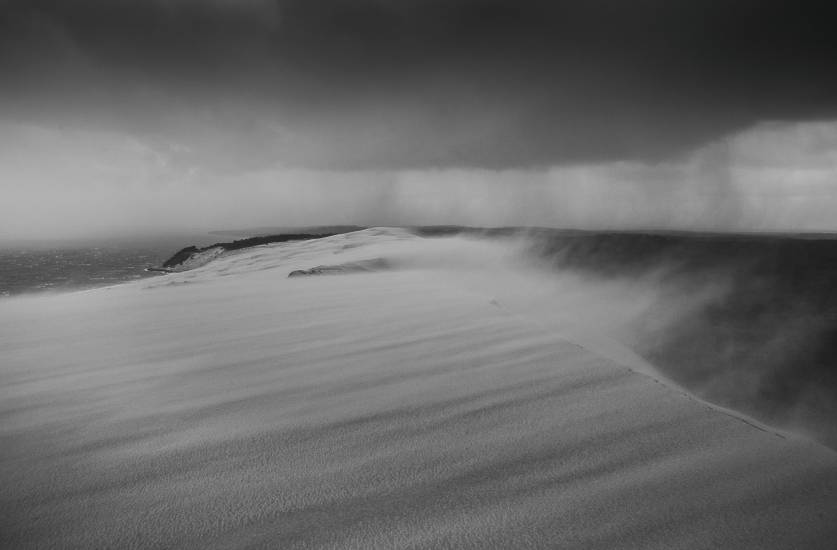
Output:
left=2, top=228, right=836, bottom=548
left=411, top=227, right=837, bottom=448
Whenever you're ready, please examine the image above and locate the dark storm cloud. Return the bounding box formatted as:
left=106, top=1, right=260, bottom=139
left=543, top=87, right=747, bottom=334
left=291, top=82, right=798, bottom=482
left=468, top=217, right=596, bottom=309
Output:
left=2, top=0, right=836, bottom=169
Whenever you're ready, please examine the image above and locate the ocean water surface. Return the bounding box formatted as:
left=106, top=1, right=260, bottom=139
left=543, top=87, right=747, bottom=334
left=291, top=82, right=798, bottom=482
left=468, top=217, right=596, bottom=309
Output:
left=0, top=237, right=214, bottom=297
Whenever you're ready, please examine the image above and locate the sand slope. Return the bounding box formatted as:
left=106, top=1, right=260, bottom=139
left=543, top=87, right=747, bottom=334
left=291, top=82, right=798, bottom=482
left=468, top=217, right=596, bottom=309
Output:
left=1, top=229, right=836, bottom=549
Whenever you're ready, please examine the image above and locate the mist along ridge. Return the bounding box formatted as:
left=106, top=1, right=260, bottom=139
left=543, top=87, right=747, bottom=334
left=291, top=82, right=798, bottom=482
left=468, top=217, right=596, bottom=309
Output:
left=421, top=226, right=837, bottom=448
left=150, top=225, right=837, bottom=449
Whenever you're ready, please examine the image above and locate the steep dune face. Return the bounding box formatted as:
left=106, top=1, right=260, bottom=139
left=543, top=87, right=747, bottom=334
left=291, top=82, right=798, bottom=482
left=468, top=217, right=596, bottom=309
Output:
left=418, top=227, right=837, bottom=447
left=1, top=229, right=836, bottom=549
left=519, top=230, right=837, bottom=448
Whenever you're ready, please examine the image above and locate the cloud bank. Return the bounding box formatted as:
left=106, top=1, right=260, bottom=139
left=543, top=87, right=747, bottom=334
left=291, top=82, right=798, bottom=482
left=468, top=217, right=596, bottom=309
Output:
left=3, top=0, right=837, bottom=170
left=2, top=120, right=836, bottom=239
left=1, top=1, right=836, bottom=237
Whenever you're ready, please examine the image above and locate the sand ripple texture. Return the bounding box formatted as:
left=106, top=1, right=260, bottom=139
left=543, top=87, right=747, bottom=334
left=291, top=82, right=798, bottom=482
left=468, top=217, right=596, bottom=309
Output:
left=2, top=228, right=836, bottom=549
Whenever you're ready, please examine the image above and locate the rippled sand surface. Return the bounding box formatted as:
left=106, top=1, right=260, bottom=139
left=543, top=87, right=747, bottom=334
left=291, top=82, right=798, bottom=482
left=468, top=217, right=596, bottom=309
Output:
left=2, top=229, right=836, bottom=549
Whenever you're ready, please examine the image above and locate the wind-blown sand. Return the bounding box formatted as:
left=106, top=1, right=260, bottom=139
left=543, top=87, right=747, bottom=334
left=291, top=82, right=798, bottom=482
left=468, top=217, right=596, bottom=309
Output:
left=2, top=228, right=836, bottom=549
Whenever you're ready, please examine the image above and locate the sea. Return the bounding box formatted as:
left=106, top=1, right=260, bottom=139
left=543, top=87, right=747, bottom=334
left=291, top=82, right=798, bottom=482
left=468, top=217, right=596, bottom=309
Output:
left=0, top=236, right=215, bottom=297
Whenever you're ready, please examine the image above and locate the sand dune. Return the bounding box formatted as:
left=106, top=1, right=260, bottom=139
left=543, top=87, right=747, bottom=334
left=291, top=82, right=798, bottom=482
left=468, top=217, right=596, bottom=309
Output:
left=2, top=229, right=836, bottom=549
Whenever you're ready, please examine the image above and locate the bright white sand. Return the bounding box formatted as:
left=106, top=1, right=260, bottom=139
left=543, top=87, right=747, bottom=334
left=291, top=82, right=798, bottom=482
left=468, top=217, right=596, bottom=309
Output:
left=2, top=228, right=836, bottom=549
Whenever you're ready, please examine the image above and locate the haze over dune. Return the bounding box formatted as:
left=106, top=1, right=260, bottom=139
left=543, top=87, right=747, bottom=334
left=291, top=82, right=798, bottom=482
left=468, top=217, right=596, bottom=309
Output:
left=2, top=229, right=837, bottom=548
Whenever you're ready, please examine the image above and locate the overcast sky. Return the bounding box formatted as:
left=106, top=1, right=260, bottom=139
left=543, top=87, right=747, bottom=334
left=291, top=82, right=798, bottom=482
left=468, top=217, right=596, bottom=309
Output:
left=2, top=0, right=837, bottom=238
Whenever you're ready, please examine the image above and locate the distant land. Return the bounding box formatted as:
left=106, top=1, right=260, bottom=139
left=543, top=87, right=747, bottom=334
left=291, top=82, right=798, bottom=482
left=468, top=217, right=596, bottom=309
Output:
left=157, top=233, right=350, bottom=272
left=412, top=225, right=837, bottom=240
left=208, top=225, right=367, bottom=238
left=208, top=225, right=837, bottom=241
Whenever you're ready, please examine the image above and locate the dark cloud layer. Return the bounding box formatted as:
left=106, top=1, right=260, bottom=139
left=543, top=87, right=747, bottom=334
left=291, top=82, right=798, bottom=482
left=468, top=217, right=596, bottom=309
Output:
left=2, top=0, right=836, bottom=169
